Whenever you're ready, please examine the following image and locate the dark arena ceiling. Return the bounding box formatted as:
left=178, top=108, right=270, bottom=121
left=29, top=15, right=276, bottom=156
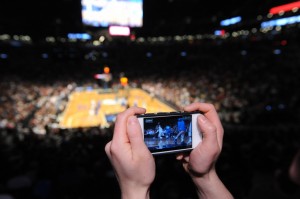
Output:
left=0, top=0, right=296, bottom=37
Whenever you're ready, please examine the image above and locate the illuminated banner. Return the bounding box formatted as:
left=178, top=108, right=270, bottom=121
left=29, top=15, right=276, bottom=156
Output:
left=67, top=33, right=91, bottom=40
left=269, top=1, right=300, bottom=14
left=261, top=14, right=300, bottom=28
left=220, top=16, right=241, bottom=26
left=214, top=30, right=226, bottom=36
left=109, top=26, right=130, bottom=36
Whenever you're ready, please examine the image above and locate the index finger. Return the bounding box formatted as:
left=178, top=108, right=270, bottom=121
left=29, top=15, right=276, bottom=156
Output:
left=183, top=102, right=224, bottom=147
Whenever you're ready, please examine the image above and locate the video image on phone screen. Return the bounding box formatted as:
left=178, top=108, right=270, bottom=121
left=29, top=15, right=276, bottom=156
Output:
left=143, top=114, right=193, bottom=153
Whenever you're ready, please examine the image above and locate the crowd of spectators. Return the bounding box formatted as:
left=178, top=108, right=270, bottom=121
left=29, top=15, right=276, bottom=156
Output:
left=0, top=118, right=299, bottom=199
left=133, top=35, right=300, bottom=125
left=0, top=76, right=74, bottom=135
left=0, top=25, right=300, bottom=199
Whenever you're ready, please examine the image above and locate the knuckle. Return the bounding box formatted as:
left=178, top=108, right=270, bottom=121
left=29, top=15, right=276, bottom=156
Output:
left=206, top=123, right=217, bottom=132
left=110, top=143, right=119, bottom=155
left=115, top=112, right=124, bottom=121
left=207, top=103, right=216, bottom=110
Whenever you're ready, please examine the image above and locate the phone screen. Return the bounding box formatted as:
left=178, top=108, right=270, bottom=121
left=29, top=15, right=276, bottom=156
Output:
left=142, top=114, right=194, bottom=154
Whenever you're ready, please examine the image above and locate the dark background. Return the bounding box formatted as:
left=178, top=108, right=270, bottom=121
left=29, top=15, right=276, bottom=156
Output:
left=0, top=0, right=295, bottom=37
left=1, top=1, right=300, bottom=199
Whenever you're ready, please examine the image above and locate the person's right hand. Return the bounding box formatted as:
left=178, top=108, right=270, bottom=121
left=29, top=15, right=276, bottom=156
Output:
left=176, top=102, right=233, bottom=199
left=289, top=149, right=300, bottom=186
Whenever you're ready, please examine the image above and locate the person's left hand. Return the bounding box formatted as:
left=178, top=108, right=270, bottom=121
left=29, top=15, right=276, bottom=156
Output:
left=105, top=107, right=155, bottom=199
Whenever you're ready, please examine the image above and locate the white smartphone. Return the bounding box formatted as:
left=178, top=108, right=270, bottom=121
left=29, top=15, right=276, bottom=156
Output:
left=137, top=111, right=202, bottom=155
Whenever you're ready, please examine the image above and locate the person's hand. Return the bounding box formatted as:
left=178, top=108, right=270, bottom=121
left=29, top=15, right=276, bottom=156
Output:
left=177, top=102, right=233, bottom=199
left=289, top=149, right=300, bottom=186
left=105, top=107, right=155, bottom=199
left=177, top=102, right=223, bottom=176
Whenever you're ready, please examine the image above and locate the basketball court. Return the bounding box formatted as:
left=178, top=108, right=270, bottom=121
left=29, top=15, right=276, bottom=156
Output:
left=58, top=88, right=177, bottom=129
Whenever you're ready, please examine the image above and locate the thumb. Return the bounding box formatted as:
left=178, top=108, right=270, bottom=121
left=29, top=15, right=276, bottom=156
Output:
left=197, top=114, right=218, bottom=147
left=127, top=116, right=149, bottom=155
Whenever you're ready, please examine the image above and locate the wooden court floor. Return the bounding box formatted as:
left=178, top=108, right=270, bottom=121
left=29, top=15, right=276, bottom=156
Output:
left=59, top=88, right=177, bottom=129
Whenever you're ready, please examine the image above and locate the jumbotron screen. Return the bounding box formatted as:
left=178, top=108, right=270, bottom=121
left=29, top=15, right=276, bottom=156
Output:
left=81, top=0, right=143, bottom=28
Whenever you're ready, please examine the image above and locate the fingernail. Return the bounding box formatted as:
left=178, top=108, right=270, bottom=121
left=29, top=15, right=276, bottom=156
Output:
left=128, top=116, right=138, bottom=124
left=198, top=114, right=207, bottom=123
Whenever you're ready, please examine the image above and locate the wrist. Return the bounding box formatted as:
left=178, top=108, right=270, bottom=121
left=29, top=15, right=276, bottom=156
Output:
left=192, top=169, right=233, bottom=199
left=121, top=185, right=150, bottom=199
